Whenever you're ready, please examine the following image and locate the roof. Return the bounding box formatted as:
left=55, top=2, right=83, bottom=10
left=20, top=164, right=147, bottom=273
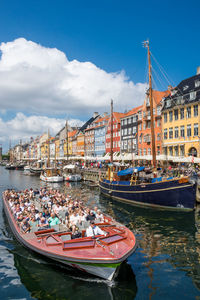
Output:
left=162, top=73, right=200, bottom=109
left=152, top=90, right=170, bottom=105
left=79, top=114, right=100, bottom=132
left=121, top=105, right=143, bottom=118
left=68, top=130, right=77, bottom=138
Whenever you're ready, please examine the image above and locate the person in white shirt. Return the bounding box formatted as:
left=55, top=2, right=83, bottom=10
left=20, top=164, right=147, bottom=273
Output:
left=86, top=220, right=106, bottom=237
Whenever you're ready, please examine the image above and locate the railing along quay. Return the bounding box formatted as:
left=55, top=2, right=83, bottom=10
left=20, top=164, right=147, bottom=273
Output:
left=80, top=169, right=107, bottom=183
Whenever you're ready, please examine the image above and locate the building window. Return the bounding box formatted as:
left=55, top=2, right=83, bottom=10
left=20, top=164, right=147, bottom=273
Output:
left=169, top=127, right=173, bottom=139
left=174, top=146, right=179, bottom=156
left=124, top=128, right=127, bottom=135
left=175, top=127, right=179, bottom=138
left=174, top=109, right=178, bottom=120
left=187, top=124, right=191, bottom=137
left=157, top=119, right=161, bottom=127
left=180, top=145, right=185, bottom=156
left=143, top=122, right=146, bottom=130
left=190, top=91, right=196, bottom=101
left=180, top=108, right=184, bottom=119
left=169, top=146, right=173, bottom=156
left=194, top=104, right=198, bottom=117
left=180, top=126, right=184, bottom=138
left=169, top=111, right=173, bottom=122
left=194, top=123, right=198, bottom=136
left=148, top=148, right=151, bottom=155
left=187, top=107, right=191, bottom=118
left=139, top=124, right=142, bottom=130
left=139, top=149, right=142, bottom=155
left=143, top=148, right=147, bottom=155
left=164, top=113, right=167, bottom=123
left=147, top=121, right=150, bottom=128
left=157, top=133, right=161, bottom=141
left=157, top=106, right=161, bottom=115
left=164, top=129, right=168, bottom=140
left=195, top=80, right=200, bottom=88
left=128, top=128, right=132, bottom=134
left=138, top=112, right=142, bottom=120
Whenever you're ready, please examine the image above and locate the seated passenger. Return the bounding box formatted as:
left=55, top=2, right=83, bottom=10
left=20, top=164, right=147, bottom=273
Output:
left=20, top=219, right=30, bottom=233
left=38, top=217, right=49, bottom=230
left=86, top=220, right=106, bottom=238
left=48, top=212, right=60, bottom=228
left=86, top=210, right=96, bottom=222
left=71, top=225, right=81, bottom=239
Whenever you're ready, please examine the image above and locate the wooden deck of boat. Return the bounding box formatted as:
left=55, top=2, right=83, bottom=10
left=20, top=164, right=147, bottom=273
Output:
left=23, top=232, right=36, bottom=240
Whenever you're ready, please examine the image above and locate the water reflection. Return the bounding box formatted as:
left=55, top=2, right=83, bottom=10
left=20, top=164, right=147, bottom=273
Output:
left=11, top=246, right=137, bottom=300
left=100, top=196, right=200, bottom=298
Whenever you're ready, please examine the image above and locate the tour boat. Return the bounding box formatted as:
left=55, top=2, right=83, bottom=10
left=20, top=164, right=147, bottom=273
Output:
left=40, top=168, right=63, bottom=182
left=3, top=193, right=137, bottom=280
left=63, top=174, right=82, bottom=182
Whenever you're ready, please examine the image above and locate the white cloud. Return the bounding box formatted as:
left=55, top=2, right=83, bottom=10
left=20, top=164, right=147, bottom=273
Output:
left=0, top=113, right=84, bottom=144
left=0, top=38, right=147, bottom=116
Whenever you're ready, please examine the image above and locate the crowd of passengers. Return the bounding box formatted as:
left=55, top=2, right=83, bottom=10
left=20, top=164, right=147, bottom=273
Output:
left=4, top=188, right=105, bottom=239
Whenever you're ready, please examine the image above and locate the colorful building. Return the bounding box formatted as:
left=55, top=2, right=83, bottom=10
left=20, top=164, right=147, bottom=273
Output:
left=106, top=112, right=125, bottom=154
left=162, top=71, right=200, bottom=158
left=94, top=114, right=109, bottom=157
left=137, top=90, right=169, bottom=157
left=120, top=106, right=142, bottom=155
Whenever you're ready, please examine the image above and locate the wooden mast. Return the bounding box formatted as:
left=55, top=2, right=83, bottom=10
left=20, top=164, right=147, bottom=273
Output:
left=65, top=120, right=69, bottom=162
left=110, top=99, right=113, bottom=164
left=144, top=40, right=156, bottom=168
left=47, top=129, right=50, bottom=168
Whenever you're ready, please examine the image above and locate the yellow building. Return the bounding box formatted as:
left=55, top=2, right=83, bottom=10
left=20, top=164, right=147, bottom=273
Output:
left=162, top=72, right=200, bottom=158
left=55, top=138, right=60, bottom=159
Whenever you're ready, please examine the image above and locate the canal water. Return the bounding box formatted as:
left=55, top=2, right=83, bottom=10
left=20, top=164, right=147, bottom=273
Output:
left=0, top=166, right=200, bottom=299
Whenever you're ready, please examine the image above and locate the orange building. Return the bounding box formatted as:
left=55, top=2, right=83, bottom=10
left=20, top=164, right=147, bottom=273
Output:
left=137, top=90, right=169, bottom=157
left=76, top=131, right=85, bottom=157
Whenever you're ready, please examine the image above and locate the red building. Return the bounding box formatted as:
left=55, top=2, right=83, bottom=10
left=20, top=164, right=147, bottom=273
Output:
left=106, top=112, right=125, bottom=154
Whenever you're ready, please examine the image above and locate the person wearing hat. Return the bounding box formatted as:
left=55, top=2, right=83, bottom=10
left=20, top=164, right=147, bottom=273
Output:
left=86, top=220, right=105, bottom=238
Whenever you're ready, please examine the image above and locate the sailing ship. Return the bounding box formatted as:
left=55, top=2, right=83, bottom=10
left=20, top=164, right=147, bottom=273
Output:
left=40, top=131, right=63, bottom=182
left=3, top=191, right=137, bottom=281
left=99, top=41, right=197, bottom=211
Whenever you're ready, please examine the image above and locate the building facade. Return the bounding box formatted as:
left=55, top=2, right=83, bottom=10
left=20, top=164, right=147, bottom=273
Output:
left=120, top=106, right=142, bottom=155
left=162, top=72, right=200, bottom=158
left=137, top=90, right=169, bottom=157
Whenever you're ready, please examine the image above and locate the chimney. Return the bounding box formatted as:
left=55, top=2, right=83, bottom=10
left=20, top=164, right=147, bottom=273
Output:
left=168, top=85, right=173, bottom=91
left=197, top=66, right=200, bottom=75
left=93, top=112, right=99, bottom=118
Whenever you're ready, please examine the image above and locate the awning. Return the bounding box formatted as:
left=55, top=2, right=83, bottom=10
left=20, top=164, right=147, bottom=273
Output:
left=117, top=168, right=134, bottom=176
left=117, top=166, right=145, bottom=176
left=63, top=164, right=75, bottom=169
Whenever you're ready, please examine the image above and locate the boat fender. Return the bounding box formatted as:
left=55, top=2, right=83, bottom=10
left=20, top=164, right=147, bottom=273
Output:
left=178, top=178, right=189, bottom=184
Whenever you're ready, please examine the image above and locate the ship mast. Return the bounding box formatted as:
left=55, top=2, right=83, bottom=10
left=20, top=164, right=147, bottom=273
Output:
left=65, top=120, right=69, bottom=162
left=110, top=99, right=113, bottom=164
left=144, top=40, right=156, bottom=168
left=47, top=129, right=50, bottom=168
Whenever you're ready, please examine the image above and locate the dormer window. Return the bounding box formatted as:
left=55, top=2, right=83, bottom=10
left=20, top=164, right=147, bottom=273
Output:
left=166, top=99, right=171, bottom=107
left=183, top=85, right=189, bottom=91
left=190, top=91, right=196, bottom=101
left=195, top=80, right=200, bottom=88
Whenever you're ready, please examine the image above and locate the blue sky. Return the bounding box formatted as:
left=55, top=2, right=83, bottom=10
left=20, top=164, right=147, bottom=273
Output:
left=0, top=0, right=199, bottom=152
